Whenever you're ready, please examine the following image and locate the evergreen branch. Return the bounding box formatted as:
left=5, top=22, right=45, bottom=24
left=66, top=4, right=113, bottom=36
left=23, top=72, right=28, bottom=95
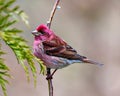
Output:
left=0, top=0, right=46, bottom=95
left=0, top=49, right=10, bottom=96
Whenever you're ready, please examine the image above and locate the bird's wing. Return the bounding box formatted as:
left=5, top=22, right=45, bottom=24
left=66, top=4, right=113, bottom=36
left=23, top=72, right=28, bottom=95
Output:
left=42, top=35, right=86, bottom=60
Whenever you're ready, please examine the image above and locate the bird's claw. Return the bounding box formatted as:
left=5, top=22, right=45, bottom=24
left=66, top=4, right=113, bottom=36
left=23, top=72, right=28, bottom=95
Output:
left=46, top=75, right=53, bottom=80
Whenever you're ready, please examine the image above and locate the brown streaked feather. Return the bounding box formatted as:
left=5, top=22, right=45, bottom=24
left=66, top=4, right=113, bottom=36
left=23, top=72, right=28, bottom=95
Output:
left=42, top=34, right=87, bottom=60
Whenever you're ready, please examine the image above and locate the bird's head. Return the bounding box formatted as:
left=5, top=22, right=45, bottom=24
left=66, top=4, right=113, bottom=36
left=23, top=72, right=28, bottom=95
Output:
left=32, top=24, right=53, bottom=41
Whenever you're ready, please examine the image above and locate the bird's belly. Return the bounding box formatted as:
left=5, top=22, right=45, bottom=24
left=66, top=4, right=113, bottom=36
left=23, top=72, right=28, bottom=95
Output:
left=34, top=48, right=82, bottom=69
left=43, top=56, right=82, bottom=69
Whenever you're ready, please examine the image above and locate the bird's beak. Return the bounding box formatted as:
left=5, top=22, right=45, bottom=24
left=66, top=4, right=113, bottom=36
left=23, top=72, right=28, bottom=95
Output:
left=32, top=30, right=38, bottom=35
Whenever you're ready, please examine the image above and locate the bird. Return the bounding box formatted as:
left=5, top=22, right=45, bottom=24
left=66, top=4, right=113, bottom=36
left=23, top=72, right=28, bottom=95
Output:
left=32, top=24, right=103, bottom=79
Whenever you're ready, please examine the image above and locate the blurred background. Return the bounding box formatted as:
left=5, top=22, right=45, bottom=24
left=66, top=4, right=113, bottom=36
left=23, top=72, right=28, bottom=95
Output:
left=1, top=0, right=120, bottom=96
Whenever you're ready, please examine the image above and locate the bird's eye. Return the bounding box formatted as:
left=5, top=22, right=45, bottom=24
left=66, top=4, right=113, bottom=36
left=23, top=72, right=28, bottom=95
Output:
left=39, top=31, right=45, bottom=34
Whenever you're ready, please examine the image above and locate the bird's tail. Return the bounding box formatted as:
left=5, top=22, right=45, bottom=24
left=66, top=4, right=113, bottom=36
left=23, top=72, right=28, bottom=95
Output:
left=82, top=58, right=104, bottom=67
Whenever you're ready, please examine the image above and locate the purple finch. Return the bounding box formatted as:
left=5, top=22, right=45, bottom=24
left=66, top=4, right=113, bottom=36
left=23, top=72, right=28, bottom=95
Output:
left=32, top=24, right=103, bottom=72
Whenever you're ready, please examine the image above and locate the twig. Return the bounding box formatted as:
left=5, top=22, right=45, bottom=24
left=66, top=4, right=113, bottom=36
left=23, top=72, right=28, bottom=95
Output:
left=47, top=0, right=60, bottom=28
left=46, top=0, right=60, bottom=96
left=47, top=68, right=53, bottom=96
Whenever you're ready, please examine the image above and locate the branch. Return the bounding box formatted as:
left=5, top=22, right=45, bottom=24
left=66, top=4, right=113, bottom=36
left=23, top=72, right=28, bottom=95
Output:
left=47, top=0, right=60, bottom=28
left=47, top=68, right=53, bottom=96
left=46, top=0, right=60, bottom=96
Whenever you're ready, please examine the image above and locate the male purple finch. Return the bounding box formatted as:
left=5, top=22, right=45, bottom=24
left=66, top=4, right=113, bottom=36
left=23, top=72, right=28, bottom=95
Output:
left=32, top=24, right=103, bottom=77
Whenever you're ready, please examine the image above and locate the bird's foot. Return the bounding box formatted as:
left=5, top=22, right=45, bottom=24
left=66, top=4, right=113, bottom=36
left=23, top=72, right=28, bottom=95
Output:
left=46, top=69, right=57, bottom=80
left=46, top=74, right=53, bottom=80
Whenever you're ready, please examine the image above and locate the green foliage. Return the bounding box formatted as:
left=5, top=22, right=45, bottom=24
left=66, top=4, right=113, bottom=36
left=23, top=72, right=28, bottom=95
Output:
left=0, top=0, right=46, bottom=95
left=0, top=49, right=10, bottom=96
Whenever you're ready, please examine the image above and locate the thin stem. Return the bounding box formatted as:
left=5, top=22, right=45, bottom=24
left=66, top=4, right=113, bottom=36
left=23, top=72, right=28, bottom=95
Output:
left=46, top=0, right=61, bottom=96
left=47, top=0, right=60, bottom=28
left=47, top=68, right=53, bottom=96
